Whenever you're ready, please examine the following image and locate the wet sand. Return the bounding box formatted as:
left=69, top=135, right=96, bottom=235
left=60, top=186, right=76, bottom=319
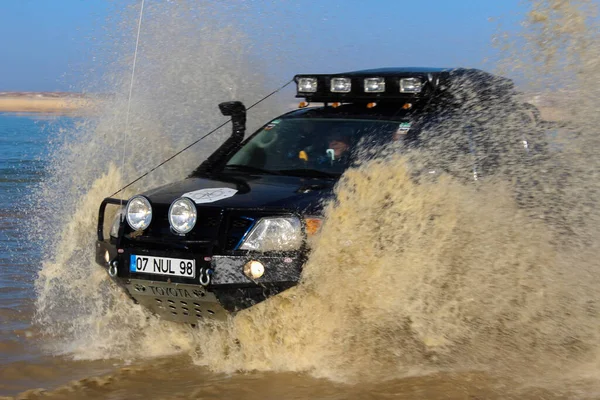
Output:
left=0, top=354, right=577, bottom=400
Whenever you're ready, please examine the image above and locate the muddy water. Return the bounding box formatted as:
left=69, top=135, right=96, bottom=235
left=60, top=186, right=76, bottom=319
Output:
left=2, top=0, right=600, bottom=398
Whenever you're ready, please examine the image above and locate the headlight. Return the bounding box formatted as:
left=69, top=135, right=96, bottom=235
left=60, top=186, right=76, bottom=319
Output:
left=168, top=197, right=197, bottom=234
left=125, top=195, right=152, bottom=231
left=109, top=208, right=125, bottom=238
left=238, top=217, right=303, bottom=251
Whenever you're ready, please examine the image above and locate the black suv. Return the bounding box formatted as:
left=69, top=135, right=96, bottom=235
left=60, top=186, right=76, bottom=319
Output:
left=95, top=68, right=541, bottom=323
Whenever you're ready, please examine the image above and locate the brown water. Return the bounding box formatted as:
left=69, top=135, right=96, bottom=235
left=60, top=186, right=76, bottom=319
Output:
left=2, top=0, right=600, bottom=398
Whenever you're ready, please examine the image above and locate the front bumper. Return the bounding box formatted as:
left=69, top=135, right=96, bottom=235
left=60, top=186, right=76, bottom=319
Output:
left=96, top=197, right=305, bottom=323
left=96, top=239, right=303, bottom=323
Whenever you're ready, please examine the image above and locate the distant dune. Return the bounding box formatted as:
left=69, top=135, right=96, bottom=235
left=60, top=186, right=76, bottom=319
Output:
left=0, top=92, right=99, bottom=115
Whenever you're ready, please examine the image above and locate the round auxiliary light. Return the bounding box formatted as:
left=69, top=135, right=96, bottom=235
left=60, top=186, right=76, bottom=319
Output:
left=126, top=195, right=152, bottom=231
left=243, top=260, right=265, bottom=280
left=168, top=197, right=197, bottom=234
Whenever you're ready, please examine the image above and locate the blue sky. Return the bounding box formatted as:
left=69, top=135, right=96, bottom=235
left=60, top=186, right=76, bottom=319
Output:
left=0, top=0, right=524, bottom=92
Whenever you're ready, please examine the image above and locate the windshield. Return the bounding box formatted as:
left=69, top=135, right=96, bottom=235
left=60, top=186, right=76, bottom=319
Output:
left=225, top=118, right=410, bottom=177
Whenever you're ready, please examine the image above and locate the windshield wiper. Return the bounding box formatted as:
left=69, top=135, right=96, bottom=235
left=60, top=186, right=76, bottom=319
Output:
left=276, top=169, right=340, bottom=179
left=221, top=164, right=280, bottom=175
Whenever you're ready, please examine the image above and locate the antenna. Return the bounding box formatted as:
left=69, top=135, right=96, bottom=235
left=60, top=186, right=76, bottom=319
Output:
left=119, top=0, right=145, bottom=209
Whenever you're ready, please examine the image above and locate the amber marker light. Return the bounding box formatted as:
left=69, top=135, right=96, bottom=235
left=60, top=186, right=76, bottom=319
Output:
left=367, top=102, right=377, bottom=109
left=305, top=217, right=323, bottom=237
left=299, top=101, right=309, bottom=108
left=331, top=102, right=341, bottom=108
left=402, top=103, right=413, bottom=110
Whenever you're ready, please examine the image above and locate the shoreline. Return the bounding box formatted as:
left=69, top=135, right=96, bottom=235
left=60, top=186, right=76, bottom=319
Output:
left=0, top=91, right=567, bottom=120
left=0, top=92, right=99, bottom=115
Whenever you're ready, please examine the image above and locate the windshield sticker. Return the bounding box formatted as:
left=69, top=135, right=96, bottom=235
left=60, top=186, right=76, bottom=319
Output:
left=395, top=122, right=412, bottom=135
left=182, top=188, right=238, bottom=204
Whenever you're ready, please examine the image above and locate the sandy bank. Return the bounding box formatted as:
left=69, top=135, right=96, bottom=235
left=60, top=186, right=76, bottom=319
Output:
left=0, top=91, right=567, bottom=120
left=0, top=92, right=99, bottom=115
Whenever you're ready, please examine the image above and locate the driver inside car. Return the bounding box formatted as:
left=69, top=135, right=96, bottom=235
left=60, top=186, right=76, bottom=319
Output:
left=295, top=129, right=353, bottom=170
left=320, top=130, right=352, bottom=166
left=327, top=132, right=351, bottom=159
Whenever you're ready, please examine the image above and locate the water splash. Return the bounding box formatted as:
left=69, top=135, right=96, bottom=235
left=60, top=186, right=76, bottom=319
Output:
left=32, top=0, right=287, bottom=359
left=189, top=0, right=600, bottom=385
left=31, top=0, right=600, bottom=394
left=190, top=158, right=599, bottom=384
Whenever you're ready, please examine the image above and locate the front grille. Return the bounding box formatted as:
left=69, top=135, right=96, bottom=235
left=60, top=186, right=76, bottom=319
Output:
left=123, top=205, right=223, bottom=251
left=231, top=218, right=251, bottom=229
left=225, top=216, right=254, bottom=250
left=121, top=206, right=275, bottom=253
left=204, top=216, right=219, bottom=228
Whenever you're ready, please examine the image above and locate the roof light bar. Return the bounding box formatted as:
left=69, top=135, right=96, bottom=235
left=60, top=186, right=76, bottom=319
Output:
left=331, top=77, right=351, bottom=93
left=293, top=68, right=452, bottom=102
left=297, top=77, right=317, bottom=93
left=400, top=78, right=423, bottom=93
left=364, top=77, right=385, bottom=93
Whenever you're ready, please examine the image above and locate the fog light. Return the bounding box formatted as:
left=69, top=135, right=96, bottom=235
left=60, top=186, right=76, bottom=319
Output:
left=104, top=250, right=110, bottom=264
left=243, top=260, right=265, bottom=280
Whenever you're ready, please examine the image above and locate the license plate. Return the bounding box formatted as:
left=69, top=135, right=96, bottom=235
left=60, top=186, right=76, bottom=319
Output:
left=130, top=255, right=196, bottom=278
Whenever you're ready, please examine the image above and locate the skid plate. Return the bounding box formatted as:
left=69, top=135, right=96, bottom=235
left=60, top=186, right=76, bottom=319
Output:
left=124, top=279, right=230, bottom=323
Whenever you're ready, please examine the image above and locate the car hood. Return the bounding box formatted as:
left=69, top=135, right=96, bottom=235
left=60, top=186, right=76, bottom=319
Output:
left=141, top=173, right=335, bottom=213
